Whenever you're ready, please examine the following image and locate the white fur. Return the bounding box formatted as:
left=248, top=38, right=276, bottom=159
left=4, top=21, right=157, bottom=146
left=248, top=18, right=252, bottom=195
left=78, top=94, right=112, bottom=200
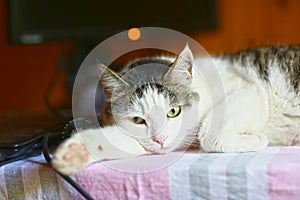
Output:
left=52, top=127, right=147, bottom=175
left=195, top=56, right=300, bottom=152
left=117, top=87, right=198, bottom=153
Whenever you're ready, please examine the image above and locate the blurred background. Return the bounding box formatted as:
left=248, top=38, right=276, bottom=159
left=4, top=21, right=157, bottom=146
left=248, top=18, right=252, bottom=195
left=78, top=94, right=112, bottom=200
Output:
left=0, top=0, right=299, bottom=126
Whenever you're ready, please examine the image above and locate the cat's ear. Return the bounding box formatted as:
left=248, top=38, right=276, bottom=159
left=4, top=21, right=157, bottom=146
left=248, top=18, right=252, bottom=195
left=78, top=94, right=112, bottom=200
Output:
left=164, top=44, right=194, bottom=83
left=97, top=64, right=129, bottom=95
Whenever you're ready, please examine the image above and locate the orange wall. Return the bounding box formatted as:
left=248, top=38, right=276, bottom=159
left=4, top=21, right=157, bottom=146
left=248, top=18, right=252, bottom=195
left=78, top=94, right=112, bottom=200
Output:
left=0, top=0, right=69, bottom=112
left=194, top=0, right=300, bottom=53
left=0, top=0, right=299, bottom=111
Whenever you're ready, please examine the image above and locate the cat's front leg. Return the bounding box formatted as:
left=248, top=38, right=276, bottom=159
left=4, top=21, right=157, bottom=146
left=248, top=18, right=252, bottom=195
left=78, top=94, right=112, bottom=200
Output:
left=199, top=88, right=269, bottom=153
left=214, top=129, right=269, bottom=153
left=199, top=118, right=269, bottom=153
left=52, top=126, right=148, bottom=175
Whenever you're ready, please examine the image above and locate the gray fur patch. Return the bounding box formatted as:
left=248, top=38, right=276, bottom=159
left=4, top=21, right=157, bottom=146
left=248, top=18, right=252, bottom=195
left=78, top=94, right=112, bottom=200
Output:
left=226, top=45, right=300, bottom=91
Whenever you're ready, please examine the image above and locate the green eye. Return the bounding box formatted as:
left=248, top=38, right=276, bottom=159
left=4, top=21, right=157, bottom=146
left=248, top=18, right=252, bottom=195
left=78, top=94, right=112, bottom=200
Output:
left=130, top=117, right=145, bottom=124
left=167, top=106, right=181, bottom=118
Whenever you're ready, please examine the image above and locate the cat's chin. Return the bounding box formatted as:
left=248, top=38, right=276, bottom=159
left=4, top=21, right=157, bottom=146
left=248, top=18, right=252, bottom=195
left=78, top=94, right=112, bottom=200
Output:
left=139, top=140, right=176, bottom=154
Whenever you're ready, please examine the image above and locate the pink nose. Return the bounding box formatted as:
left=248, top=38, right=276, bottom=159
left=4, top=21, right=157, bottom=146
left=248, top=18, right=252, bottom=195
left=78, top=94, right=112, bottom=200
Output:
left=153, top=137, right=164, bottom=147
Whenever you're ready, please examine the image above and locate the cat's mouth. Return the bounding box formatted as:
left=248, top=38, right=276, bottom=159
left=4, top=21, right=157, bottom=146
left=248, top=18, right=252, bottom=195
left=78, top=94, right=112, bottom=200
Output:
left=137, top=135, right=173, bottom=154
left=142, top=141, right=173, bottom=154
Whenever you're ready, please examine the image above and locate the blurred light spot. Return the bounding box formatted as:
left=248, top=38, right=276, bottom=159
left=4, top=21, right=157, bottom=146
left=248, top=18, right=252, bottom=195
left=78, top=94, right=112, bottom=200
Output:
left=128, top=28, right=141, bottom=41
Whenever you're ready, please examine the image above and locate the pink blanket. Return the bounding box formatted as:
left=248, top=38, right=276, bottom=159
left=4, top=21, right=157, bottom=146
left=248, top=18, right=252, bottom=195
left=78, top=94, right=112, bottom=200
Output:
left=75, top=146, right=300, bottom=200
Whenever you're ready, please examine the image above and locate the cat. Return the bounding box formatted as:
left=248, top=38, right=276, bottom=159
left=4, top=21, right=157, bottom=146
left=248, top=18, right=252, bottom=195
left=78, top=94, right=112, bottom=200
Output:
left=52, top=44, right=300, bottom=175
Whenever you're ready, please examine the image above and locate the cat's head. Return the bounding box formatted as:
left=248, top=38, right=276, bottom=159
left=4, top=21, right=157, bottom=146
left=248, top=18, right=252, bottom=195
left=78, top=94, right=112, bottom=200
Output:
left=98, top=45, right=200, bottom=153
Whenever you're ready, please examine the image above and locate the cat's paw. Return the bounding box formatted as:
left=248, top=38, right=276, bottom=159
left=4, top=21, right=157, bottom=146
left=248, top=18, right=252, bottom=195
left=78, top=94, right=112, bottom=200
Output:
left=214, top=133, right=269, bottom=153
left=51, top=134, right=94, bottom=175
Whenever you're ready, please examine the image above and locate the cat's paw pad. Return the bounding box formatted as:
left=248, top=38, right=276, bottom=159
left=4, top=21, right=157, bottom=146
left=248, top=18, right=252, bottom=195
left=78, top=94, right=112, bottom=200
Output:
left=52, top=137, right=92, bottom=175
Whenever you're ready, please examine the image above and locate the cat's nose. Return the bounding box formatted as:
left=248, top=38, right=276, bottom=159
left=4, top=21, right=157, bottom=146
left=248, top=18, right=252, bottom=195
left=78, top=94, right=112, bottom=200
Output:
left=153, top=137, right=164, bottom=147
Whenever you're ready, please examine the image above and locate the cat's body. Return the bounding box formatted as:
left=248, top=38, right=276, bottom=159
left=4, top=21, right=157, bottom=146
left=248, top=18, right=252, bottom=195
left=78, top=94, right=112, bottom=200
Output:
left=52, top=45, right=300, bottom=175
left=196, top=45, right=300, bottom=152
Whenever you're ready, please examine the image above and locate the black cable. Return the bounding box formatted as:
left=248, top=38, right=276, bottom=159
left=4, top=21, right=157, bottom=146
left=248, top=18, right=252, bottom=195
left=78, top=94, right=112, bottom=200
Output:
left=44, top=43, right=70, bottom=122
left=0, top=147, right=41, bottom=167
left=44, top=67, right=65, bottom=121
left=42, top=127, right=94, bottom=200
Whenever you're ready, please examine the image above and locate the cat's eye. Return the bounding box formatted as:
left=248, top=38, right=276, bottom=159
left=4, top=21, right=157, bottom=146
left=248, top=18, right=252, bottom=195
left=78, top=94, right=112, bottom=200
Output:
left=167, top=106, right=181, bottom=118
left=130, top=116, right=146, bottom=124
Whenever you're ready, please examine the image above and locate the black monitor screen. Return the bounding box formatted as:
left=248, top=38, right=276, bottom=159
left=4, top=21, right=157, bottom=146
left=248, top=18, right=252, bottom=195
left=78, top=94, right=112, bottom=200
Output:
left=7, top=0, right=216, bottom=44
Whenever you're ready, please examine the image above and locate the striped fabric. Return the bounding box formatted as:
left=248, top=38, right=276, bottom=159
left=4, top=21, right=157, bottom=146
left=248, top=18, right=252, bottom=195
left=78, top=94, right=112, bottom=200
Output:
left=1, top=146, right=300, bottom=200
left=0, top=156, right=77, bottom=200
left=76, top=146, right=300, bottom=200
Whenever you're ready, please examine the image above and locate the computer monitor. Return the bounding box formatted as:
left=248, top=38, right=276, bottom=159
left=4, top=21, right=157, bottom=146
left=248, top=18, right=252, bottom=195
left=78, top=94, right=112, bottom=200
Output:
left=7, top=0, right=216, bottom=44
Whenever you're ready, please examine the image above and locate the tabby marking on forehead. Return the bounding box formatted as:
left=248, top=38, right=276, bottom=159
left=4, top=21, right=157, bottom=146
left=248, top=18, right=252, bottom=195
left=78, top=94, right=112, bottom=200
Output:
left=130, top=86, right=171, bottom=115
left=132, top=83, right=165, bottom=99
